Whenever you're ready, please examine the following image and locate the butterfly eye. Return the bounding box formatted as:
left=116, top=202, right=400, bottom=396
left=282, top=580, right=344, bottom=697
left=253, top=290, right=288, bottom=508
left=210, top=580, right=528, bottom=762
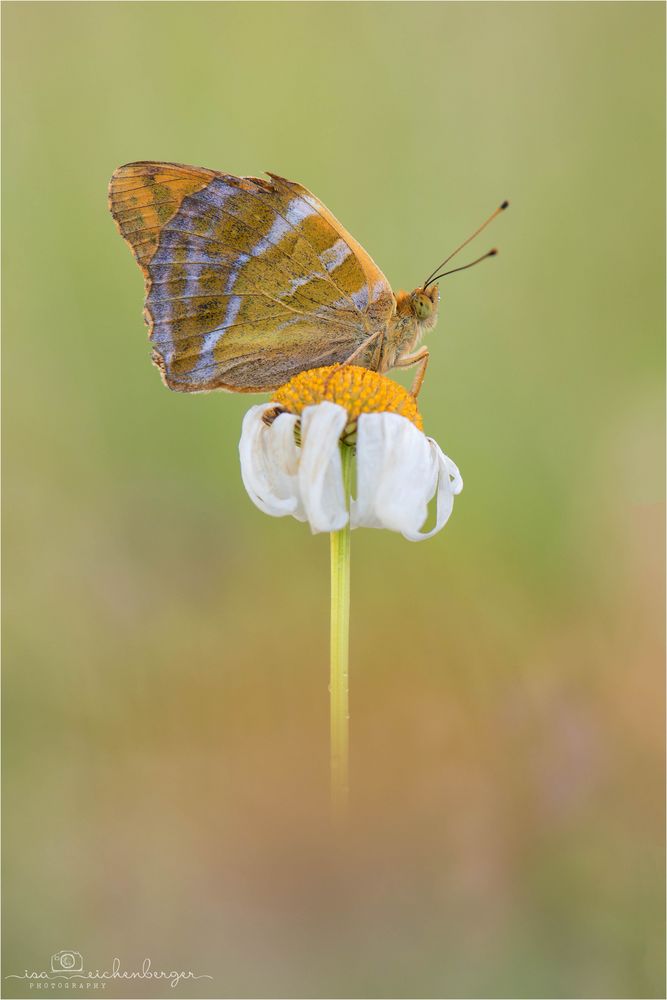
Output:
left=412, top=292, right=433, bottom=321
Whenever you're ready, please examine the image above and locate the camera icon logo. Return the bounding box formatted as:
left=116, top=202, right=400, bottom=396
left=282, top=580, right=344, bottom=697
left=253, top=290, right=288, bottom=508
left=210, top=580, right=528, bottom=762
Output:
left=50, top=951, right=83, bottom=974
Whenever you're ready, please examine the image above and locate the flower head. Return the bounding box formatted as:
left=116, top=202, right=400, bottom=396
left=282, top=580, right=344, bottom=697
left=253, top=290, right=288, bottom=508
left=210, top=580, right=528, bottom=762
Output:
left=239, top=366, right=462, bottom=541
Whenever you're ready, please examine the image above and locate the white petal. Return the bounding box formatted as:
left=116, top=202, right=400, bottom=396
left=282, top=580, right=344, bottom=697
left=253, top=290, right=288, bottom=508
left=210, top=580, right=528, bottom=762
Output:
left=298, top=402, right=349, bottom=533
left=239, top=404, right=306, bottom=520
left=403, top=438, right=463, bottom=541
left=351, top=413, right=463, bottom=541
left=433, top=442, right=463, bottom=497
left=351, top=413, right=436, bottom=537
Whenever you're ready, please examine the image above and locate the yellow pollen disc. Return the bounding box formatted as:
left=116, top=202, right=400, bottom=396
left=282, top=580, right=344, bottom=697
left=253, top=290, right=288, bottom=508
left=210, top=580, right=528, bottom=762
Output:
left=271, top=366, right=423, bottom=431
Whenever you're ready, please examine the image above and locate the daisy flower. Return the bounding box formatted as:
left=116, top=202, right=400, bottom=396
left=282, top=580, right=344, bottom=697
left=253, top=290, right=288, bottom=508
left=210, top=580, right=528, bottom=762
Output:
left=239, top=366, right=462, bottom=541
left=238, top=365, right=463, bottom=822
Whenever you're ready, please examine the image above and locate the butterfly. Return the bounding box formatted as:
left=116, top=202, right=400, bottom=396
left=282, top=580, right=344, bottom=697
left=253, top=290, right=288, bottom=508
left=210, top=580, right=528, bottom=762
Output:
left=109, top=161, right=506, bottom=396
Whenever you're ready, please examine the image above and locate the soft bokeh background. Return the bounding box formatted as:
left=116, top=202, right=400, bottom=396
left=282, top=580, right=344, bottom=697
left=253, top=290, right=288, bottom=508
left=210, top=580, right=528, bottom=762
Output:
left=3, top=3, right=664, bottom=998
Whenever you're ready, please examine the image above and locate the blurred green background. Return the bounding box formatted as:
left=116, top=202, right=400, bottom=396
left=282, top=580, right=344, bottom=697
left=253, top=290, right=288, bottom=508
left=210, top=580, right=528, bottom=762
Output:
left=3, top=3, right=664, bottom=998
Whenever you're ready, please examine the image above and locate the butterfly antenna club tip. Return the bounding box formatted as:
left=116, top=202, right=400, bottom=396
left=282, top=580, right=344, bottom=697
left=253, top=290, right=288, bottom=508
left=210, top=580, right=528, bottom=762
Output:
left=500, top=200, right=509, bottom=210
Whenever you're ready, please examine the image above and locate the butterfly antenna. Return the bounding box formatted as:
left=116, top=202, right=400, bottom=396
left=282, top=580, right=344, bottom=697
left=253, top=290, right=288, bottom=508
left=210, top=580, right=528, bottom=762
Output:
left=423, top=200, right=509, bottom=289
left=426, top=248, right=498, bottom=285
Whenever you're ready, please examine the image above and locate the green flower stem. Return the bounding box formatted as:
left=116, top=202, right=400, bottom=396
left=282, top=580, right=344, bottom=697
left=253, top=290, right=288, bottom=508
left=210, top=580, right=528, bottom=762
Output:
left=330, top=443, right=353, bottom=823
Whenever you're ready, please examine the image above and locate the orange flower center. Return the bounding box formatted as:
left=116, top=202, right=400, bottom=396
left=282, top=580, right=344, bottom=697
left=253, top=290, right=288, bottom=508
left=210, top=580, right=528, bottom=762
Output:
left=271, top=365, right=423, bottom=431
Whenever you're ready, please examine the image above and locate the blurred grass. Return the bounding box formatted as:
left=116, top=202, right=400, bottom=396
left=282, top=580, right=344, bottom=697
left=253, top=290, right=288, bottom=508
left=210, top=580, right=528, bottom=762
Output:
left=2, top=3, right=665, bottom=998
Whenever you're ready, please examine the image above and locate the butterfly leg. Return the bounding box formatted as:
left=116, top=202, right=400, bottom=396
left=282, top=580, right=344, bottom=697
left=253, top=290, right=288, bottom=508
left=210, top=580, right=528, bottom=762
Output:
left=394, top=347, right=430, bottom=398
left=341, top=328, right=385, bottom=368
left=322, top=329, right=386, bottom=393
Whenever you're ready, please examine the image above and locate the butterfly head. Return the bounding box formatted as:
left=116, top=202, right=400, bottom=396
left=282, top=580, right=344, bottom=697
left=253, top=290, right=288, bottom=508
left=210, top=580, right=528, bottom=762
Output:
left=409, top=285, right=440, bottom=332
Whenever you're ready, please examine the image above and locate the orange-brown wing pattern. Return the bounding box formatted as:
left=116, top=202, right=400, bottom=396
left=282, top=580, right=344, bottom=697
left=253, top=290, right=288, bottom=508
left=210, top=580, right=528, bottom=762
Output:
left=108, top=161, right=395, bottom=392
left=108, top=162, right=217, bottom=267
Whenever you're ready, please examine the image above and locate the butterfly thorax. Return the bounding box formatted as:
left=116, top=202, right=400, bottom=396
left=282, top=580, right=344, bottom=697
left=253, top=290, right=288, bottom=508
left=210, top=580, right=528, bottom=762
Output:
left=379, top=286, right=439, bottom=372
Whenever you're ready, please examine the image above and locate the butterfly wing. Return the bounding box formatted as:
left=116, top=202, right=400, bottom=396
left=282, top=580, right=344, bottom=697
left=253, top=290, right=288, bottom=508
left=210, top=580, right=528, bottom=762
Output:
left=109, top=161, right=395, bottom=392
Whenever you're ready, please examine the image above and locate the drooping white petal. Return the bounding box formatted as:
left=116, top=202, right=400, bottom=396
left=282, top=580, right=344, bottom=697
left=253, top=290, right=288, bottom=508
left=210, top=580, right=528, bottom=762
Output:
left=298, top=402, right=349, bottom=533
left=351, top=413, right=463, bottom=541
left=351, top=412, right=436, bottom=537
left=402, top=439, right=463, bottom=541
left=239, top=404, right=306, bottom=520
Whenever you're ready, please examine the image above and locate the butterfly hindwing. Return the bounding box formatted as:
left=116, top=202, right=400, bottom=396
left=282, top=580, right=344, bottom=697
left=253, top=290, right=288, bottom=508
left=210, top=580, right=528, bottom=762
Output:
left=109, top=162, right=395, bottom=392
left=108, top=162, right=217, bottom=268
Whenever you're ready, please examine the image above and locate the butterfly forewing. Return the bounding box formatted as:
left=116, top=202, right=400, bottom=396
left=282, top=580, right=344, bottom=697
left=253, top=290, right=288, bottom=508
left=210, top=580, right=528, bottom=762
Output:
left=109, top=161, right=395, bottom=392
